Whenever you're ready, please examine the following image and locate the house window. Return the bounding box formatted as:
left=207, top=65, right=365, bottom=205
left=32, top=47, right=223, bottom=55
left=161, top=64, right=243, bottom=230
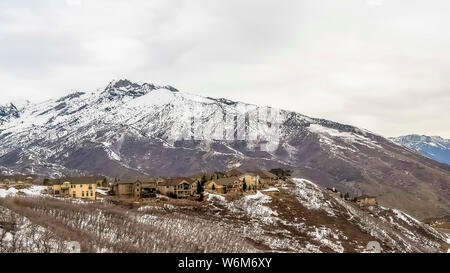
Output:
left=91, top=191, right=93, bottom=196
left=82, top=191, right=84, bottom=197
left=79, top=184, right=82, bottom=188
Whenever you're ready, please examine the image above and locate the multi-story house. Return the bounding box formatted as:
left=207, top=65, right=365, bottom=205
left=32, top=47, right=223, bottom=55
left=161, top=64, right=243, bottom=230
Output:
left=52, top=177, right=100, bottom=200
left=251, top=170, right=278, bottom=187
left=238, top=172, right=260, bottom=191
left=111, top=178, right=159, bottom=199
left=157, top=177, right=197, bottom=198
left=205, top=177, right=242, bottom=194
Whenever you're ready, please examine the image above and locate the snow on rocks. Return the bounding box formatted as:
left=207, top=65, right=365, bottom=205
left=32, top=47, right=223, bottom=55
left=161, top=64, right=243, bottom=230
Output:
left=308, top=123, right=382, bottom=150
left=333, top=195, right=445, bottom=252
left=0, top=185, right=47, bottom=198
left=307, top=226, right=344, bottom=253
left=206, top=191, right=279, bottom=225
left=95, top=188, right=109, bottom=195
left=19, top=185, right=48, bottom=196
left=289, top=178, right=336, bottom=216
left=0, top=206, right=76, bottom=253
left=235, top=191, right=279, bottom=225
left=206, top=192, right=226, bottom=203
left=261, top=187, right=279, bottom=192
left=0, top=187, right=19, bottom=197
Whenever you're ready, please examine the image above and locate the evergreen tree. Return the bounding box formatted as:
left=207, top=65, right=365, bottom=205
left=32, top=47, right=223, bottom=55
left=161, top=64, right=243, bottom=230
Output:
left=102, top=178, right=108, bottom=187
left=270, top=168, right=292, bottom=180
left=197, top=181, right=204, bottom=194
left=212, top=184, right=216, bottom=192
left=43, top=178, right=50, bottom=186
left=242, top=178, right=247, bottom=192
left=201, top=175, right=207, bottom=186
left=344, top=192, right=350, bottom=200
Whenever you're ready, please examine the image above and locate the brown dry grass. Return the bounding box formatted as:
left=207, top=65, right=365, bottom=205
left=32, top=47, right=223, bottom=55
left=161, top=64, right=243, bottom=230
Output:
left=0, top=195, right=255, bottom=253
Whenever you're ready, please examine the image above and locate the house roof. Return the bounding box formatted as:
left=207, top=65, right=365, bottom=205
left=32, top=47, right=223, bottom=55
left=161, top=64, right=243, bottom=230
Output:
left=159, top=177, right=195, bottom=186
left=189, top=172, right=205, bottom=179
left=252, top=170, right=278, bottom=179
left=357, top=195, right=376, bottom=199
left=213, top=177, right=241, bottom=186
left=51, top=176, right=104, bottom=185
left=239, top=172, right=257, bottom=177
left=115, top=178, right=157, bottom=185
left=114, top=180, right=134, bottom=185
left=225, top=169, right=243, bottom=177
left=135, top=179, right=157, bottom=184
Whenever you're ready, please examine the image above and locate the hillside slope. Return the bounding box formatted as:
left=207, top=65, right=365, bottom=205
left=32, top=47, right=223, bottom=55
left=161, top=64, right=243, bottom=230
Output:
left=0, top=180, right=448, bottom=253
left=0, top=79, right=449, bottom=219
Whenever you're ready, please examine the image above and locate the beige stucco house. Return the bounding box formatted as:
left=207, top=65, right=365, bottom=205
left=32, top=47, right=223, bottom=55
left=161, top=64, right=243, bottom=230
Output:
left=251, top=170, right=278, bottom=187
left=205, top=177, right=242, bottom=194
left=157, top=177, right=197, bottom=198
left=356, top=195, right=377, bottom=206
left=112, top=178, right=158, bottom=199
left=225, top=169, right=243, bottom=177
left=238, top=173, right=260, bottom=191
left=52, top=177, right=100, bottom=201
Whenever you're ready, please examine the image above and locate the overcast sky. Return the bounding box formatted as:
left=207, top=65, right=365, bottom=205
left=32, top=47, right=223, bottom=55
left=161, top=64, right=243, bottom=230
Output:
left=1, top=0, right=449, bottom=138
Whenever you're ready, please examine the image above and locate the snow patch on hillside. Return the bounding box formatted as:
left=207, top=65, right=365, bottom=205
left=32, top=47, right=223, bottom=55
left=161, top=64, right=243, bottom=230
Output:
left=0, top=185, right=47, bottom=198
left=308, top=124, right=382, bottom=151
left=238, top=191, right=279, bottom=224
left=290, top=178, right=336, bottom=216
left=0, top=206, right=77, bottom=253
left=307, top=227, right=344, bottom=253
left=206, top=191, right=279, bottom=225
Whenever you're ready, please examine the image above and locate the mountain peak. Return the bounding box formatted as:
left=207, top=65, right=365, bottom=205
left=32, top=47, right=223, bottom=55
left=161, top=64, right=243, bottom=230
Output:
left=390, top=134, right=450, bottom=165
left=392, top=134, right=448, bottom=144
left=106, top=79, right=142, bottom=90
left=103, top=79, right=154, bottom=100
left=163, top=85, right=179, bottom=92
left=102, top=79, right=181, bottom=101
left=0, top=103, right=20, bottom=124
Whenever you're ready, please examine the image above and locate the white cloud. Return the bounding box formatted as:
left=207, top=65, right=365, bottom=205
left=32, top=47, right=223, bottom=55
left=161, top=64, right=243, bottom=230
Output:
left=66, top=0, right=82, bottom=6
left=366, top=0, right=383, bottom=6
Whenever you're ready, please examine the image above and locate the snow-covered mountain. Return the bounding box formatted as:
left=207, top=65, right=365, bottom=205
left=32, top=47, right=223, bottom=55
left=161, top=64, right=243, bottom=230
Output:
left=0, top=79, right=449, bottom=219
left=390, top=135, right=450, bottom=165
left=0, top=103, right=20, bottom=125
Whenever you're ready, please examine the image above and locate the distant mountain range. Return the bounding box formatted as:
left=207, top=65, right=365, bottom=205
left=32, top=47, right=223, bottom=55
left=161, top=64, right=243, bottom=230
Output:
left=0, top=79, right=449, bottom=219
left=390, top=135, right=450, bottom=165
